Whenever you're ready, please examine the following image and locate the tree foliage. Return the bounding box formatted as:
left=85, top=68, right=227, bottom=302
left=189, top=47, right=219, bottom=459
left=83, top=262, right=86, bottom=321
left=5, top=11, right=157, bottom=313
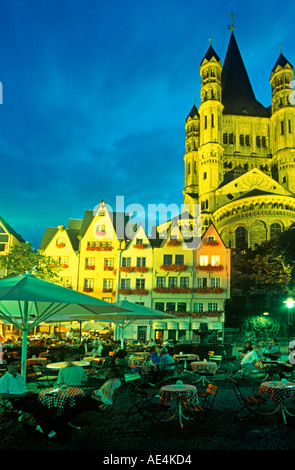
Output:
left=0, top=242, right=61, bottom=283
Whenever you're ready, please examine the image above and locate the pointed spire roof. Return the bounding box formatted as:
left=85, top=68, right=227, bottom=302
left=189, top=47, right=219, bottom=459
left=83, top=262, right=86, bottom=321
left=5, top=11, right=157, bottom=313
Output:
left=272, top=52, right=293, bottom=73
left=201, top=44, right=221, bottom=65
left=221, top=32, right=269, bottom=117
left=185, top=103, right=199, bottom=122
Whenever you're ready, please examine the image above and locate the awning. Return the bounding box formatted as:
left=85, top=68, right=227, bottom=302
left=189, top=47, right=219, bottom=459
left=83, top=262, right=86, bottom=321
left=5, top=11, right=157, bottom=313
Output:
left=178, top=321, right=189, bottom=330
left=152, top=321, right=166, bottom=330
left=167, top=321, right=178, bottom=330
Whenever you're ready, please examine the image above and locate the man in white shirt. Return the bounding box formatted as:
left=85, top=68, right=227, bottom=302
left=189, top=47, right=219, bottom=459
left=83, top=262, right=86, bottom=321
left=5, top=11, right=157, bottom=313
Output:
left=57, top=354, right=87, bottom=387
left=241, top=344, right=262, bottom=370
left=0, top=358, right=56, bottom=437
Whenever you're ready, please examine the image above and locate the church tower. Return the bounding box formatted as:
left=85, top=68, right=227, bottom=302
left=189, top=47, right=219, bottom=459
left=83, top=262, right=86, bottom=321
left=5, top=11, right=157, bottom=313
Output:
left=270, top=51, right=295, bottom=193
left=183, top=28, right=295, bottom=249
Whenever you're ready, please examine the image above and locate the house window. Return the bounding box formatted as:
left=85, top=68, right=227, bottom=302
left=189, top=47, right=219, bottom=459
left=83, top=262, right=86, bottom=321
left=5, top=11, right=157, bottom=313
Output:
left=235, top=226, right=247, bottom=250
left=193, top=302, right=204, bottom=313
left=281, top=121, right=284, bottom=135
left=155, top=302, right=165, bottom=311
left=59, top=257, right=69, bottom=266
left=163, top=254, right=172, bottom=265
left=180, top=277, right=189, bottom=287
left=156, top=277, right=166, bottom=287
left=177, top=303, right=187, bottom=313
left=136, top=279, right=145, bottom=289
left=200, top=255, right=209, bottom=266
left=168, top=277, right=177, bottom=288
left=208, top=302, right=218, bottom=312
left=203, top=172, right=207, bottom=180
left=136, top=257, right=146, bottom=267
left=136, top=238, right=143, bottom=245
left=84, top=279, right=93, bottom=291
left=122, top=257, right=131, bottom=267
left=197, top=277, right=207, bottom=288
left=102, top=297, right=112, bottom=303
left=103, top=279, right=113, bottom=290
left=104, top=258, right=113, bottom=267
left=211, top=255, right=220, bottom=266
left=56, top=237, right=66, bottom=247
left=210, top=277, right=221, bottom=288
left=62, top=277, right=72, bottom=288
left=121, top=279, right=130, bottom=289
left=85, top=257, right=95, bottom=266
left=175, top=254, right=184, bottom=265
left=166, top=302, right=176, bottom=312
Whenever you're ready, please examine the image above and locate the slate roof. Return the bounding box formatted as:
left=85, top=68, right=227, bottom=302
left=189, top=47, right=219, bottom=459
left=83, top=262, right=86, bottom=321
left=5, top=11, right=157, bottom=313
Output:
left=221, top=33, right=269, bottom=117
left=272, top=52, right=293, bottom=73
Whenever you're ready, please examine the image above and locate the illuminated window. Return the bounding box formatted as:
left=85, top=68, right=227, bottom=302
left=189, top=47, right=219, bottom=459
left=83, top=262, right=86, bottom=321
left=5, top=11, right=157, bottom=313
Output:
left=200, top=255, right=209, bottom=266
left=211, top=255, right=220, bottom=266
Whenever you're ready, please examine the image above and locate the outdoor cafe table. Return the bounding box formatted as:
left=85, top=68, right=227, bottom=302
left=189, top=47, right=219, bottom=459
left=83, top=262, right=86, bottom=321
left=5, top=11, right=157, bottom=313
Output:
left=27, top=357, right=48, bottom=366
left=130, top=363, right=156, bottom=376
left=174, top=354, right=199, bottom=370
left=259, top=381, right=295, bottom=424
left=46, top=361, right=91, bottom=370
left=159, top=383, right=199, bottom=428
left=190, top=361, right=218, bottom=385
left=38, top=386, right=85, bottom=415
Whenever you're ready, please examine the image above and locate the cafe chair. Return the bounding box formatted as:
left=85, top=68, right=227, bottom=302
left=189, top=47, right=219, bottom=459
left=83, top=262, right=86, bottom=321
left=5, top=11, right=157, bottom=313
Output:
left=32, top=365, right=57, bottom=389
left=230, top=378, right=267, bottom=420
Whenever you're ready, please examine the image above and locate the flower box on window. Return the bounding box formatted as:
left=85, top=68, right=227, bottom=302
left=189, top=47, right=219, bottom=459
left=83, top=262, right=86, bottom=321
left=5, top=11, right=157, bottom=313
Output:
left=62, top=264, right=69, bottom=269
left=193, top=287, right=225, bottom=294
left=167, top=239, right=182, bottom=247
left=203, top=240, right=220, bottom=246
left=195, top=264, right=223, bottom=272
left=160, top=264, right=188, bottom=272
left=119, top=266, right=149, bottom=273
left=56, top=243, right=65, bottom=248
left=153, top=287, right=191, bottom=294
left=104, top=265, right=114, bottom=271
left=133, top=243, right=147, bottom=249
left=85, top=265, right=95, bottom=270
left=102, top=288, right=113, bottom=293
left=118, top=288, right=133, bottom=295
left=132, top=289, right=149, bottom=295
left=83, top=287, right=93, bottom=293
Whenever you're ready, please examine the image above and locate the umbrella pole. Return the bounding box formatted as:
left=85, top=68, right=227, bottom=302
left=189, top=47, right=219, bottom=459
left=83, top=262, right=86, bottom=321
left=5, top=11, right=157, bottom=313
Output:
left=21, top=328, right=28, bottom=381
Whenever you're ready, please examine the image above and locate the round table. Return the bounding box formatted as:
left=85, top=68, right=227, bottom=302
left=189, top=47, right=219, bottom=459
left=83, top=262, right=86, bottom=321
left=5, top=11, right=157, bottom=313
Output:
left=173, top=354, right=199, bottom=370
left=259, top=381, right=295, bottom=424
left=159, top=384, right=199, bottom=428
left=46, top=361, right=90, bottom=370
left=130, top=363, right=156, bottom=376
left=190, top=361, right=218, bottom=385
left=38, top=386, right=85, bottom=414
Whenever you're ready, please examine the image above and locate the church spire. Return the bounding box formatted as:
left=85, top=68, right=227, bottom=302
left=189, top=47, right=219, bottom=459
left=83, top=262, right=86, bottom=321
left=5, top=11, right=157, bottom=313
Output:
left=221, top=32, right=269, bottom=117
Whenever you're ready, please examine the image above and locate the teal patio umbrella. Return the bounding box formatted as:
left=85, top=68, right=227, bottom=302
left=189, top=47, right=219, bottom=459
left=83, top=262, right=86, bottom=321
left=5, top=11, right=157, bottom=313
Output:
left=69, top=299, right=175, bottom=348
left=0, top=272, right=130, bottom=379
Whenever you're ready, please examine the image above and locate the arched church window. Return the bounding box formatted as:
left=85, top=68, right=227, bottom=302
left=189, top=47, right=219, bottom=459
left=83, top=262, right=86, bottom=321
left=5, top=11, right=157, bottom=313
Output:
left=270, top=223, right=282, bottom=239
left=235, top=226, right=247, bottom=250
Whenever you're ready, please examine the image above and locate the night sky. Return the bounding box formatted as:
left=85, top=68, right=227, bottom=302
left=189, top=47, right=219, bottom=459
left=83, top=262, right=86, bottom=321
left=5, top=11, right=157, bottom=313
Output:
left=1, top=0, right=295, bottom=248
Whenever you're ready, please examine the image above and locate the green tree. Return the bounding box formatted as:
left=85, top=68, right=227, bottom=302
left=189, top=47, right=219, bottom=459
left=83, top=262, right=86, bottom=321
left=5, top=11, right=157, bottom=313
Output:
left=0, top=242, right=61, bottom=283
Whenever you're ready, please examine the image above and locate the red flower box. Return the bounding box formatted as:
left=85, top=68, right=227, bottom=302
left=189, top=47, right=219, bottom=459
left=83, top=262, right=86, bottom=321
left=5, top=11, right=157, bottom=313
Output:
left=196, top=264, right=223, bottom=272
left=133, top=243, right=147, bottom=249
left=85, top=265, right=95, bottom=270
left=160, top=264, right=188, bottom=272
left=83, top=287, right=93, bottom=293
left=167, top=239, right=182, bottom=247
left=56, top=243, right=65, bottom=248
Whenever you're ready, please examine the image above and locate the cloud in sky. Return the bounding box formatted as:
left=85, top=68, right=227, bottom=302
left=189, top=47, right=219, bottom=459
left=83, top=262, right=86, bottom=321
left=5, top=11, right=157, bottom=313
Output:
left=0, top=0, right=295, bottom=247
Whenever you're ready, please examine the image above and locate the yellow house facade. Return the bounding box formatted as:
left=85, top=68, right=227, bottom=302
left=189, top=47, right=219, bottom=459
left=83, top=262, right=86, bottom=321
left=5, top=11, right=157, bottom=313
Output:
left=183, top=31, right=295, bottom=249
left=0, top=215, right=25, bottom=277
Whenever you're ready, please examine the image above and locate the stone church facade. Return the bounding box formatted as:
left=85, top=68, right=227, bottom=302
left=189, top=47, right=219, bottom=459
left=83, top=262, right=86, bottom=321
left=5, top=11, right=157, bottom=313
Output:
left=183, top=32, right=295, bottom=250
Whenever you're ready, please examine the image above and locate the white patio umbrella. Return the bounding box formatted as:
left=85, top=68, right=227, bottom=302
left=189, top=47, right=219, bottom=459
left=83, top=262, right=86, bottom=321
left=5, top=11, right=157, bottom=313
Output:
left=0, top=272, right=130, bottom=379
left=70, top=299, right=175, bottom=348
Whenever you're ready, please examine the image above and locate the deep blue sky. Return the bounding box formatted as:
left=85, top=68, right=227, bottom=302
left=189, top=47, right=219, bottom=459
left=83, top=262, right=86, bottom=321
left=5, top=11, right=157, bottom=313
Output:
left=1, top=0, right=295, bottom=248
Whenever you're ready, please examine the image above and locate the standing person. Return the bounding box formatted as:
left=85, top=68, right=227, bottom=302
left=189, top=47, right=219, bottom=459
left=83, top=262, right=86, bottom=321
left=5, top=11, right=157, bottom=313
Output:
left=265, top=338, right=281, bottom=359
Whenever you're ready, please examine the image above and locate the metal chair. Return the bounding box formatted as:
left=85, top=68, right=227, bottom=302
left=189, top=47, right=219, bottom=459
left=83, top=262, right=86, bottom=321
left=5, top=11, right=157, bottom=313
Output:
left=230, top=378, right=268, bottom=420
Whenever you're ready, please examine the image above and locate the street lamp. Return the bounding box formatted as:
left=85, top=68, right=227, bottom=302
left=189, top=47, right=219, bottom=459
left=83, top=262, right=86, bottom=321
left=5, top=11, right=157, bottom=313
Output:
left=284, top=297, right=295, bottom=341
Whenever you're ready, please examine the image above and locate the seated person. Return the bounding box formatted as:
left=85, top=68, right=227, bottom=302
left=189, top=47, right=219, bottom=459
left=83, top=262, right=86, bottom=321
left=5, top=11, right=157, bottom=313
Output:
left=0, top=358, right=57, bottom=438
left=240, top=344, right=263, bottom=371
left=264, top=338, right=281, bottom=359
left=114, top=349, right=140, bottom=377
left=277, top=349, right=295, bottom=378
left=158, top=347, right=175, bottom=372
left=239, top=341, right=252, bottom=360
left=150, top=346, right=161, bottom=366
left=57, top=353, right=88, bottom=387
